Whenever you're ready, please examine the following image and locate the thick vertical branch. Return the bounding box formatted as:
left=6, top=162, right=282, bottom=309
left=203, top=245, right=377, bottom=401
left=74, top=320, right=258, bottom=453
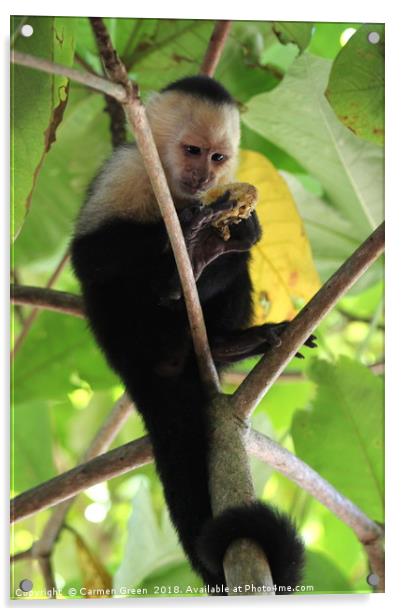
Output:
left=208, top=396, right=274, bottom=593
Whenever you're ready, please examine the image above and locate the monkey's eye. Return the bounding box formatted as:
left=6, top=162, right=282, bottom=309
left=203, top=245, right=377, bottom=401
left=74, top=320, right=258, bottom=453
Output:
left=211, top=153, right=225, bottom=162
left=185, top=145, right=201, bottom=156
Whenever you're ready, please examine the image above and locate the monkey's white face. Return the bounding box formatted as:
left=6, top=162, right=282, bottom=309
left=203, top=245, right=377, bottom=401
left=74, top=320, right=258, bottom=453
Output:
left=169, top=133, right=233, bottom=200
left=146, top=90, right=241, bottom=204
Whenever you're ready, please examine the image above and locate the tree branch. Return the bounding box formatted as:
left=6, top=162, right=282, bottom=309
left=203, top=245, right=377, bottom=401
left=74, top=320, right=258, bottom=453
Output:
left=200, top=21, right=232, bottom=77
left=10, top=436, right=152, bottom=524
left=103, top=95, right=127, bottom=148
left=11, top=285, right=84, bottom=318
left=10, top=427, right=382, bottom=541
left=233, top=222, right=385, bottom=420
left=11, top=50, right=128, bottom=102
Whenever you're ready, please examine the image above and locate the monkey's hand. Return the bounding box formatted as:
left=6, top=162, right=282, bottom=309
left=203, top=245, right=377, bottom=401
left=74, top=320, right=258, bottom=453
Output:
left=183, top=192, right=259, bottom=282
left=159, top=193, right=261, bottom=302
left=211, top=322, right=317, bottom=363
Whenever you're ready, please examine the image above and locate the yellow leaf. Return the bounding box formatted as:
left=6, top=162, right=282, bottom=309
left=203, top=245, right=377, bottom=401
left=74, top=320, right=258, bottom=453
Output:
left=237, top=150, right=321, bottom=325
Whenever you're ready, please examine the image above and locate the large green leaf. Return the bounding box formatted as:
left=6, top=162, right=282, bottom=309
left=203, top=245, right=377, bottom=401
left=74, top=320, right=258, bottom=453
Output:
left=13, top=90, right=111, bottom=267
left=242, top=53, right=383, bottom=237
left=12, top=310, right=118, bottom=404
left=292, top=357, right=384, bottom=521
left=280, top=170, right=382, bottom=289
left=11, top=400, right=55, bottom=493
left=11, top=16, right=76, bottom=240
left=326, top=24, right=384, bottom=145
left=306, top=501, right=371, bottom=591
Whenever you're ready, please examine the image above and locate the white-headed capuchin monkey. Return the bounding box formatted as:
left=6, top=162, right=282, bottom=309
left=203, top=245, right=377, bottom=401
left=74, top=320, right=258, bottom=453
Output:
left=71, top=76, right=315, bottom=594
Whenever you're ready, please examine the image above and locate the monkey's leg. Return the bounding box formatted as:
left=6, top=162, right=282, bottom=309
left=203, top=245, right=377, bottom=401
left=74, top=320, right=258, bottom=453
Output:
left=211, top=322, right=317, bottom=363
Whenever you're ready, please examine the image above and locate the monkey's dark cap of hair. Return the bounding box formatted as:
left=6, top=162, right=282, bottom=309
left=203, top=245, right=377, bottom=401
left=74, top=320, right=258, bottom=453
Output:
left=161, top=75, right=235, bottom=106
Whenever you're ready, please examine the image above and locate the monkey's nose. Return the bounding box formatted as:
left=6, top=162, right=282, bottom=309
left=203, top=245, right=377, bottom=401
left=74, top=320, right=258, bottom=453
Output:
left=196, top=175, right=209, bottom=188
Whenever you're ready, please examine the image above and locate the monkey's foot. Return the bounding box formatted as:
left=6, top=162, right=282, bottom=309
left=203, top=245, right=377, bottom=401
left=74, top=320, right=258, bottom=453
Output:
left=210, top=322, right=317, bottom=363
left=256, top=321, right=317, bottom=359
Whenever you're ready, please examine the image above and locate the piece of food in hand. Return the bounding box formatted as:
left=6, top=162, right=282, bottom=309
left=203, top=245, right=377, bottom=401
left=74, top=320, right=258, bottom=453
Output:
left=200, top=182, right=258, bottom=241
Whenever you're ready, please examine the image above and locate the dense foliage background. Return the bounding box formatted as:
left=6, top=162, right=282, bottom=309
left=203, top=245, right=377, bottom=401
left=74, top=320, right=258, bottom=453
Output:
left=11, top=17, right=384, bottom=598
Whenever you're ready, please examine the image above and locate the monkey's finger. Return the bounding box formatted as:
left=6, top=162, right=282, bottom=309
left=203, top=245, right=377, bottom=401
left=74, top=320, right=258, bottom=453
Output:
left=209, top=198, right=238, bottom=218
left=303, top=335, right=318, bottom=348
left=295, top=352, right=305, bottom=359
left=207, top=190, right=231, bottom=208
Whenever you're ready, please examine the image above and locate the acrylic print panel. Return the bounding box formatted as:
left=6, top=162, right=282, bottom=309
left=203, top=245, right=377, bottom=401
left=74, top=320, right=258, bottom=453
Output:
left=10, top=16, right=384, bottom=600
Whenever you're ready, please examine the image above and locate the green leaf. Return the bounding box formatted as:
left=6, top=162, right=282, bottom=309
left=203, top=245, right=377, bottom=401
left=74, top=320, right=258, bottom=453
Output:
left=12, top=310, right=118, bottom=404
left=13, top=90, right=111, bottom=267
left=326, top=24, right=384, bottom=145
left=306, top=500, right=371, bottom=590
left=302, top=550, right=353, bottom=593
left=242, top=53, right=383, bottom=237
left=308, top=23, right=360, bottom=59
left=256, top=379, right=315, bottom=432
left=11, top=16, right=76, bottom=241
left=114, top=477, right=184, bottom=589
left=11, top=400, right=55, bottom=493
left=240, top=124, right=307, bottom=175
left=273, top=22, right=314, bottom=52
left=292, top=357, right=384, bottom=521
left=280, top=171, right=382, bottom=289
left=125, top=20, right=215, bottom=92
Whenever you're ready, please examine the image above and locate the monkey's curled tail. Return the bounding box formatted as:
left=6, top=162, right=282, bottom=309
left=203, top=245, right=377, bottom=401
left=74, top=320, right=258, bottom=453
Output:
left=197, top=502, right=305, bottom=592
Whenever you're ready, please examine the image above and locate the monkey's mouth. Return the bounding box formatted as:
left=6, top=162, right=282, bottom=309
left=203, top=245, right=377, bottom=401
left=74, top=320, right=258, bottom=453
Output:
left=180, top=182, right=202, bottom=196
left=181, top=181, right=214, bottom=196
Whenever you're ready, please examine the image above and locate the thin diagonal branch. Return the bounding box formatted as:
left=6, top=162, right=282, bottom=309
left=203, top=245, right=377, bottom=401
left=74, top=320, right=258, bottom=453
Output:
left=200, top=21, right=232, bottom=76
left=10, top=436, right=152, bottom=524
left=11, top=285, right=84, bottom=318
left=11, top=50, right=127, bottom=102
left=233, top=222, right=385, bottom=419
